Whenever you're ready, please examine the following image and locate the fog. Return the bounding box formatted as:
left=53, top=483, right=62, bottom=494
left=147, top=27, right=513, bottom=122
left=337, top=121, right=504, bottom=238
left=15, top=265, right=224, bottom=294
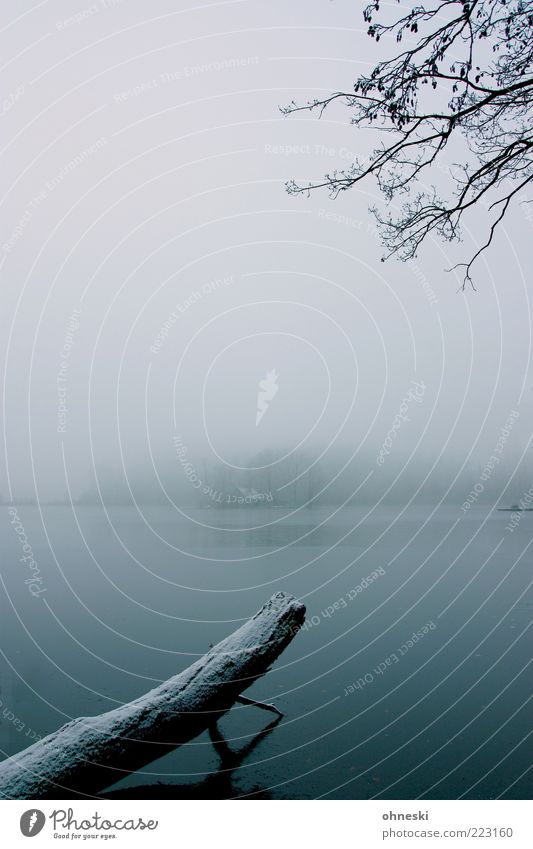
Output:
left=1, top=0, right=532, bottom=508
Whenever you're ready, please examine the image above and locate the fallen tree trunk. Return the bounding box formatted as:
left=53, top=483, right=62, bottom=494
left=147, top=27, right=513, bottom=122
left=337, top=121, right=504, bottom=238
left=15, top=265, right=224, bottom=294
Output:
left=0, top=592, right=305, bottom=799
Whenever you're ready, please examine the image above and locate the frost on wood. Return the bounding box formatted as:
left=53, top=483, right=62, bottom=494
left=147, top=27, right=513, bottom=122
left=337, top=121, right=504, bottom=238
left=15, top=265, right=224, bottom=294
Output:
left=0, top=592, right=305, bottom=799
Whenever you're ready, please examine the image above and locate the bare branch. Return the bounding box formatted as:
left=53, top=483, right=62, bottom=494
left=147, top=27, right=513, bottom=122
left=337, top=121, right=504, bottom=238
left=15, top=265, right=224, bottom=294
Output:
left=283, top=0, right=533, bottom=287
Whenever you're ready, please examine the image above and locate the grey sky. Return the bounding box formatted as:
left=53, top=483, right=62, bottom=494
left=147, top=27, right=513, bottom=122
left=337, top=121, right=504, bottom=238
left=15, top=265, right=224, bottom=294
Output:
left=1, top=0, right=531, bottom=503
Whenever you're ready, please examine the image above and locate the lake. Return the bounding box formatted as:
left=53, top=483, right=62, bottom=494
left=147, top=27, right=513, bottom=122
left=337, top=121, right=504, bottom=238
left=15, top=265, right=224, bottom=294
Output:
left=1, top=504, right=531, bottom=799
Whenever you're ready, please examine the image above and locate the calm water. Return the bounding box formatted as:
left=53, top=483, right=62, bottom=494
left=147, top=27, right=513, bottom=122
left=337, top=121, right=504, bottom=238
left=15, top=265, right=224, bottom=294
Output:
left=1, top=504, right=531, bottom=799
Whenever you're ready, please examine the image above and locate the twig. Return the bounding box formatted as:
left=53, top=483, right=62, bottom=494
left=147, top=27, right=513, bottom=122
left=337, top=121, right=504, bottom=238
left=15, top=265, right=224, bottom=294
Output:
left=236, top=695, right=284, bottom=717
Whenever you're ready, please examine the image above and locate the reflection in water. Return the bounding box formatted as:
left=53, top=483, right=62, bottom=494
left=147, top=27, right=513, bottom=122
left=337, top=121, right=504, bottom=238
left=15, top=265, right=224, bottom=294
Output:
left=101, top=715, right=282, bottom=800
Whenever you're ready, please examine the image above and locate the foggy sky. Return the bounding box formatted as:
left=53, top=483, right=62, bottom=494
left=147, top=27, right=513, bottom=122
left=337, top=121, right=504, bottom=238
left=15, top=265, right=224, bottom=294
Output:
left=1, top=0, right=532, bottom=506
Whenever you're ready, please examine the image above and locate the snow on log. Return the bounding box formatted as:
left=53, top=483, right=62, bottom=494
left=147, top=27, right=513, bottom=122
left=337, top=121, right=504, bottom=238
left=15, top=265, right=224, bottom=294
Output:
left=0, top=592, right=305, bottom=799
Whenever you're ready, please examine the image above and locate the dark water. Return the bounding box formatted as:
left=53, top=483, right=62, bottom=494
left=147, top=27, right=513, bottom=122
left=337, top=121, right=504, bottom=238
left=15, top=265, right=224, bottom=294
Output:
left=1, top=504, right=531, bottom=799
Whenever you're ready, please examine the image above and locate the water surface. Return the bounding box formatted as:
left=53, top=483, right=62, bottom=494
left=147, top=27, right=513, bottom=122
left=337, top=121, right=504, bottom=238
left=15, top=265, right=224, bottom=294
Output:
left=1, top=504, right=530, bottom=799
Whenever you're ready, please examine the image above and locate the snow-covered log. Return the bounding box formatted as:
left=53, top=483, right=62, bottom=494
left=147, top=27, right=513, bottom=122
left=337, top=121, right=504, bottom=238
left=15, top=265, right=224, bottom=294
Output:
left=0, top=592, right=305, bottom=799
